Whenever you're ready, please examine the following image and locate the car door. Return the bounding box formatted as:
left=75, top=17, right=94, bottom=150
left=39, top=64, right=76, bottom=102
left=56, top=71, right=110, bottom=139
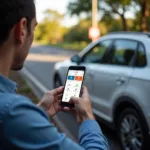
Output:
left=90, top=39, right=138, bottom=121
left=79, top=40, right=113, bottom=102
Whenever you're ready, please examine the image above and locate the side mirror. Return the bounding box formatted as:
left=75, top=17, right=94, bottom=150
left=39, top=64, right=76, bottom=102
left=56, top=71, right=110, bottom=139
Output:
left=71, top=55, right=81, bottom=64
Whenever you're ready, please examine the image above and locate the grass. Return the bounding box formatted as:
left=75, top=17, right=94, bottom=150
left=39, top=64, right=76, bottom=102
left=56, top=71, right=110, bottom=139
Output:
left=51, top=41, right=89, bottom=51
left=35, top=41, right=89, bottom=51
left=9, top=71, right=39, bottom=104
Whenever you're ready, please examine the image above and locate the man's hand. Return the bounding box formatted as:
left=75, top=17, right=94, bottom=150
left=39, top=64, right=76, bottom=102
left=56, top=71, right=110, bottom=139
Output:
left=37, top=86, right=64, bottom=117
left=63, top=86, right=95, bottom=124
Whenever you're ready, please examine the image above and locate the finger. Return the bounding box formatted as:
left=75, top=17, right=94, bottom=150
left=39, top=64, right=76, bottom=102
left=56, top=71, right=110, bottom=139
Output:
left=53, top=100, right=61, bottom=110
left=56, top=105, right=61, bottom=111
left=55, top=86, right=64, bottom=95
left=62, top=107, right=70, bottom=111
left=61, top=106, right=75, bottom=112
left=58, top=86, right=64, bottom=90
left=62, top=107, right=76, bottom=116
left=53, top=96, right=62, bottom=107
left=58, top=100, right=61, bottom=105
left=52, top=94, right=62, bottom=105
left=58, top=94, right=63, bottom=101
left=54, top=100, right=61, bottom=108
left=82, top=86, right=89, bottom=98
left=70, top=97, right=80, bottom=105
left=49, top=86, right=64, bottom=96
left=82, top=86, right=88, bottom=94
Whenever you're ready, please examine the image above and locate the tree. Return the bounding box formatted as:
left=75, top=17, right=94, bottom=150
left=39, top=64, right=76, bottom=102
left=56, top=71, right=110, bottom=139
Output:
left=67, top=0, right=93, bottom=17
left=44, top=9, right=64, bottom=23
left=64, top=19, right=91, bottom=42
left=34, top=9, right=65, bottom=44
left=101, top=13, right=122, bottom=32
left=67, top=0, right=132, bottom=31
left=101, top=0, right=132, bottom=31
left=134, top=0, right=150, bottom=32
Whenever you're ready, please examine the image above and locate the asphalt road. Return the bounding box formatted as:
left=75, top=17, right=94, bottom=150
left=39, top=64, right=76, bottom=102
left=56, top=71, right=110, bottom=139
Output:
left=25, top=45, right=121, bottom=150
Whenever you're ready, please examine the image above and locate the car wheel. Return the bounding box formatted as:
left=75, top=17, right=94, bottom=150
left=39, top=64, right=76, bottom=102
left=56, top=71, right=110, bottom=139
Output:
left=54, top=74, right=62, bottom=88
left=117, top=108, right=149, bottom=150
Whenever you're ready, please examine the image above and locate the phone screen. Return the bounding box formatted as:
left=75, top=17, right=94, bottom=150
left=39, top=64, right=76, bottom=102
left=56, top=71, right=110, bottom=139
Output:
left=62, top=70, right=85, bottom=103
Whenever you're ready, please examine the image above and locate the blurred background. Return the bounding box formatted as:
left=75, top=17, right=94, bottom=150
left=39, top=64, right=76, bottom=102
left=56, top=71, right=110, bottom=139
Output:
left=34, top=0, right=150, bottom=49
left=15, top=0, right=150, bottom=150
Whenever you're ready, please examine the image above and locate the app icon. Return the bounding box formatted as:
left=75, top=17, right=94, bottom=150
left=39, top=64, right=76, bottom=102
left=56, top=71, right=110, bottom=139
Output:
left=68, top=76, right=75, bottom=80
left=75, top=76, right=83, bottom=81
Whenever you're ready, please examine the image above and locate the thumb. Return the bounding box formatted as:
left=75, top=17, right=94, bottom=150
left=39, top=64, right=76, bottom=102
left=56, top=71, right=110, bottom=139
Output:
left=70, top=97, right=80, bottom=105
left=82, top=86, right=89, bottom=98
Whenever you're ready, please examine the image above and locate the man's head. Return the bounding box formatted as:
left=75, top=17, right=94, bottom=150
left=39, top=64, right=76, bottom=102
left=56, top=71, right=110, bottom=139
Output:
left=0, top=0, right=37, bottom=71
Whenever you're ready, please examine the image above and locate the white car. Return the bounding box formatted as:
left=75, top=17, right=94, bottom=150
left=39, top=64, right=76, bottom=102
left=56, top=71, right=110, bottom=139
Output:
left=53, top=32, right=150, bottom=150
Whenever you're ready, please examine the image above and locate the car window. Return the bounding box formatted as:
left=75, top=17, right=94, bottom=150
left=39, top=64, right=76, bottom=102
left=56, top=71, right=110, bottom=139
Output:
left=104, top=39, right=138, bottom=66
left=83, top=40, right=112, bottom=63
left=135, top=43, right=146, bottom=67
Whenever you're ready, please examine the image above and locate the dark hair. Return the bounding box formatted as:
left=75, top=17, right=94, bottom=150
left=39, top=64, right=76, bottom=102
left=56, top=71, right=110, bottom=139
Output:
left=0, top=0, right=35, bottom=45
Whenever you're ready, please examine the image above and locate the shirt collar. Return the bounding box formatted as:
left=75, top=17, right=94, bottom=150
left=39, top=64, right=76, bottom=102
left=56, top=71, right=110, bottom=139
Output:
left=0, top=74, right=17, bottom=93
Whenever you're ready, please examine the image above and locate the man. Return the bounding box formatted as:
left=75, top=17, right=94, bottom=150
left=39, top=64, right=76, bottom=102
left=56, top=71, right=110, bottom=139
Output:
left=0, top=0, right=109, bottom=150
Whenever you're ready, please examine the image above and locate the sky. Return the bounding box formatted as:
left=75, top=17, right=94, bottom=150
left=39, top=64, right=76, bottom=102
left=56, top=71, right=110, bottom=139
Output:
left=35, top=0, right=135, bottom=27
left=35, top=0, right=78, bottom=27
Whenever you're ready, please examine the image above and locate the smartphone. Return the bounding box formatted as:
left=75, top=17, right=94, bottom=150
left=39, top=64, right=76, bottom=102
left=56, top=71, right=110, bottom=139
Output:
left=61, top=66, right=86, bottom=107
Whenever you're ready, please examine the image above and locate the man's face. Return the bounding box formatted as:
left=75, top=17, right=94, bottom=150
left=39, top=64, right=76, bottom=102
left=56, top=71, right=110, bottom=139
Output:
left=11, top=17, right=37, bottom=71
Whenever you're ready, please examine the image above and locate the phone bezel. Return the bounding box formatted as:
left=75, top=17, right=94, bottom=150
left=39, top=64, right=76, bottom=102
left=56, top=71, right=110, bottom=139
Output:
left=61, top=66, right=86, bottom=108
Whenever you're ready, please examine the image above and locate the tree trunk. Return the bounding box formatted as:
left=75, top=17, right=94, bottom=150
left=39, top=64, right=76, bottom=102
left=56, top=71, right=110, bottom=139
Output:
left=120, top=14, right=127, bottom=31
left=140, top=0, right=149, bottom=32
left=141, top=15, right=147, bottom=32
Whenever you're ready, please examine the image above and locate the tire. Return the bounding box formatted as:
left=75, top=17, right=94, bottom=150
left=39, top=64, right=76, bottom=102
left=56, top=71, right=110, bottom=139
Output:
left=117, top=108, right=149, bottom=150
left=54, top=74, right=62, bottom=88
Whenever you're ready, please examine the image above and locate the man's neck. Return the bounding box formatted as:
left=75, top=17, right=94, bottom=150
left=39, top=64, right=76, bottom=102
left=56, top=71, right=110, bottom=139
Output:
left=0, top=44, right=14, bottom=77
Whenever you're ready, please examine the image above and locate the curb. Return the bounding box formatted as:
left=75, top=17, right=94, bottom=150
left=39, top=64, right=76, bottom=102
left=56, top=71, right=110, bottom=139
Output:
left=20, top=67, right=77, bottom=142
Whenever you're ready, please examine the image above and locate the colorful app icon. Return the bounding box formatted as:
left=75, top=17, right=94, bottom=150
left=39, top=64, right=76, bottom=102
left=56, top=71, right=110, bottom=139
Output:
left=68, top=76, right=75, bottom=80
left=75, top=76, right=83, bottom=81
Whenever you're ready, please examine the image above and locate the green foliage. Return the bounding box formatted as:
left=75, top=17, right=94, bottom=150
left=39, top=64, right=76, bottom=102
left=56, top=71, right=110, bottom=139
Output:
left=68, top=0, right=92, bottom=16
left=18, top=85, right=32, bottom=93
left=44, top=9, right=64, bottom=22
left=34, top=9, right=66, bottom=44
left=34, top=0, right=150, bottom=50
left=68, top=0, right=131, bottom=16
left=50, top=41, right=89, bottom=51
left=101, top=14, right=122, bottom=32
left=104, top=0, right=131, bottom=8
left=67, top=0, right=150, bottom=31
left=64, top=19, right=91, bottom=42
left=68, top=0, right=133, bottom=30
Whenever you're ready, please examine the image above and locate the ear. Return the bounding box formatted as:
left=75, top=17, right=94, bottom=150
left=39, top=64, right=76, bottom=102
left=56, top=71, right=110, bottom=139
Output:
left=15, top=18, right=28, bottom=45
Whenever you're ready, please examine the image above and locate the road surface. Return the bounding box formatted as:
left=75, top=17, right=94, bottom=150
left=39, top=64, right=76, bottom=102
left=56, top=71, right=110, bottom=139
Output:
left=24, top=45, right=121, bottom=150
